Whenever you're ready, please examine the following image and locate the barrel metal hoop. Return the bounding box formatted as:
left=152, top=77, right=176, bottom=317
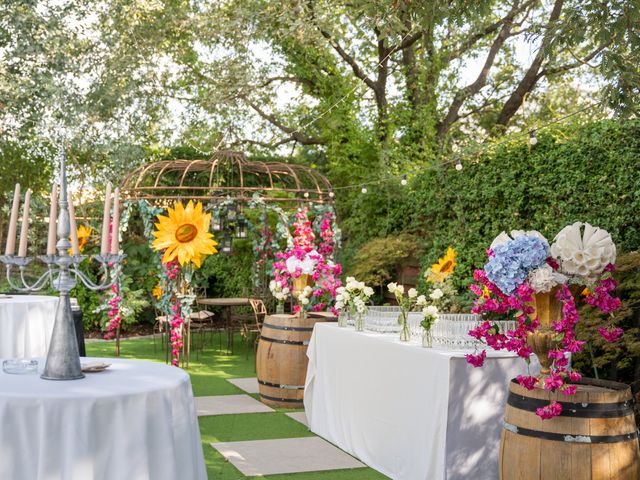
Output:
left=259, top=393, right=304, bottom=404
left=260, top=335, right=309, bottom=346
left=508, top=392, right=634, bottom=418
left=262, top=323, right=314, bottom=332
left=257, top=378, right=305, bottom=390
left=503, top=422, right=639, bottom=444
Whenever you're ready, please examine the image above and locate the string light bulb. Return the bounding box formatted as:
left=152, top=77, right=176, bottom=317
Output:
left=455, top=159, right=463, bottom=171
left=401, top=174, right=407, bottom=186
left=328, top=191, right=335, bottom=198
left=529, top=130, right=537, bottom=146
left=303, top=192, right=309, bottom=198
left=361, top=184, right=367, bottom=194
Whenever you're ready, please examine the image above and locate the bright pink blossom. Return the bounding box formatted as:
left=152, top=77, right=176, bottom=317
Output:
left=516, top=375, right=538, bottom=390
left=465, top=350, right=486, bottom=368
left=536, top=400, right=562, bottom=420
left=598, top=327, right=623, bottom=342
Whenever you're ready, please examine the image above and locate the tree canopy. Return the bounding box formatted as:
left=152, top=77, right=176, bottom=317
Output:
left=1, top=1, right=638, bottom=184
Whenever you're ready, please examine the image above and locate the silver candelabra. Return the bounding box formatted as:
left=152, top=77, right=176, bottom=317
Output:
left=0, top=148, right=124, bottom=380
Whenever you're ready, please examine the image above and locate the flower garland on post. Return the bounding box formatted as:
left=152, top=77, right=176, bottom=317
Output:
left=465, top=224, right=622, bottom=420
left=152, top=201, right=218, bottom=366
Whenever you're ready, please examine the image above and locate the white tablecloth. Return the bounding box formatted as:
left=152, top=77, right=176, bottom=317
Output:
left=304, top=323, right=535, bottom=480
left=0, top=357, right=207, bottom=480
left=0, top=295, right=58, bottom=358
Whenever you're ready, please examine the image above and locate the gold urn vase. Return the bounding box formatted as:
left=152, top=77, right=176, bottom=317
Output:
left=526, top=287, right=563, bottom=378
left=292, top=274, right=313, bottom=318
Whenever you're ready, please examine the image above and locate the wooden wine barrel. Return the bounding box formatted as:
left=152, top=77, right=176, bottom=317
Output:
left=256, top=313, right=333, bottom=408
left=500, top=378, right=640, bottom=480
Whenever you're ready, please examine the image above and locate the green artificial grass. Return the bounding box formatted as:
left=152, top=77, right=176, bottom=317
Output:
left=86, top=332, right=388, bottom=479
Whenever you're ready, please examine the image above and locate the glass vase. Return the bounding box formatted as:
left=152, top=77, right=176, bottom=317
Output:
left=422, top=329, right=433, bottom=348
left=399, top=310, right=410, bottom=342
left=338, top=308, right=349, bottom=327
left=355, top=313, right=365, bottom=332
left=276, top=303, right=285, bottom=315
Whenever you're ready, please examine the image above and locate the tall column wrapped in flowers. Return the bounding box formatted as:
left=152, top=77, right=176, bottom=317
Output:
left=152, top=201, right=217, bottom=366
left=466, top=224, right=622, bottom=420
left=271, top=208, right=342, bottom=315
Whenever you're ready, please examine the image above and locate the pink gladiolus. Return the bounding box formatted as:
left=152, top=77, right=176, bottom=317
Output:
left=561, top=385, right=577, bottom=396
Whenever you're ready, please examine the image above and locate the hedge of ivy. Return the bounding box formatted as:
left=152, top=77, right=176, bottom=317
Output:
left=360, top=119, right=640, bottom=287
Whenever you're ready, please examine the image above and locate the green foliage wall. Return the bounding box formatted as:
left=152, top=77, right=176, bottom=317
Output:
left=342, top=120, right=640, bottom=290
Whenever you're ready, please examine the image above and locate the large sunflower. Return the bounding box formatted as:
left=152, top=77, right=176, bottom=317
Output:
left=152, top=201, right=217, bottom=267
left=427, top=247, right=457, bottom=283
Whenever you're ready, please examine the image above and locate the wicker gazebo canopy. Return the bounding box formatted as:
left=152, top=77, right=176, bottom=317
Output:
left=122, top=150, right=333, bottom=204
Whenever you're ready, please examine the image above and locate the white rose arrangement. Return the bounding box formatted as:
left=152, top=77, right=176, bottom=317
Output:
left=335, top=276, right=373, bottom=314
left=336, top=276, right=374, bottom=329
left=298, top=286, right=313, bottom=306
left=269, top=280, right=291, bottom=304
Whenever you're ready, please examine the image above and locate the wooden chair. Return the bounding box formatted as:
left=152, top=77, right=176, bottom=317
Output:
left=242, top=299, right=267, bottom=359
left=153, top=314, right=169, bottom=358
left=187, top=309, right=216, bottom=363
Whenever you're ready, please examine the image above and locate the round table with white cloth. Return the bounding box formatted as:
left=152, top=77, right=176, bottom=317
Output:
left=0, top=357, right=207, bottom=480
left=0, top=294, right=58, bottom=358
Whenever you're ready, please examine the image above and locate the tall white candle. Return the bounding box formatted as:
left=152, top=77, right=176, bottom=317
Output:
left=46, top=184, right=58, bottom=255
left=17, top=189, right=31, bottom=257
left=5, top=183, right=20, bottom=255
left=68, top=192, right=80, bottom=256
left=100, top=183, right=112, bottom=255
left=110, top=188, right=120, bottom=254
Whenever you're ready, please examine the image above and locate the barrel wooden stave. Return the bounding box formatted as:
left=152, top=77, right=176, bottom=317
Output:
left=500, top=378, right=640, bottom=480
left=256, top=313, right=327, bottom=409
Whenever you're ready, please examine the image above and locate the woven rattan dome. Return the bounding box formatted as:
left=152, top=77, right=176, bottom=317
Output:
left=121, top=150, right=333, bottom=204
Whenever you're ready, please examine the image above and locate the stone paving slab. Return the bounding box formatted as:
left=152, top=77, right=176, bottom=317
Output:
left=212, top=437, right=365, bottom=476
left=285, top=411, right=309, bottom=427
left=228, top=377, right=260, bottom=394
left=195, top=394, right=273, bottom=416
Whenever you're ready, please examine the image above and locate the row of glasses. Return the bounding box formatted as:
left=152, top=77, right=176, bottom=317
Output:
left=364, top=306, right=402, bottom=333
left=431, top=314, right=518, bottom=350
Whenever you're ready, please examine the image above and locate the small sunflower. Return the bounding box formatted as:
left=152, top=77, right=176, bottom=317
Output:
left=77, top=225, right=92, bottom=252
left=427, top=247, right=457, bottom=283
left=152, top=284, right=163, bottom=300
left=152, top=200, right=217, bottom=267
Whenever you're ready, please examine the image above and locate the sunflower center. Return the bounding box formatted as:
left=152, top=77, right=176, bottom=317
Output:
left=440, top=260, right=453, bottom=273
left=175, top=223, right=198, bottom=243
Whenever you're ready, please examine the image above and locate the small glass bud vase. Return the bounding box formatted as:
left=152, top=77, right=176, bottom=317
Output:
left=355, top=312, right=365, bottom=332
left=338, top=308, right=349, bottom=327
left=422, top=329, right=433, bottom=348
left=399, top=311, right=410, bottom=342
left=276, top=303, right=285, bottom=315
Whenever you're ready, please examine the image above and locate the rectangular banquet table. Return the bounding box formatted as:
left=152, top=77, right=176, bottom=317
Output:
left=304, top=323, right=534, bottom=480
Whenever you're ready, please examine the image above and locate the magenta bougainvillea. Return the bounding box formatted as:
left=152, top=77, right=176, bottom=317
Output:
left=466, top=247, right=622, bottom=420
left=103, top=282, right=122, bottom=340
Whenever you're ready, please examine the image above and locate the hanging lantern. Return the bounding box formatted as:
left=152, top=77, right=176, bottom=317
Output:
left=227, top=201, right=237, bottom=221
left=236, top=215, right=248, bottom=239
left=221, top=232, right=233, bottom=253
left=210, top=212, right=223, bottom=232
